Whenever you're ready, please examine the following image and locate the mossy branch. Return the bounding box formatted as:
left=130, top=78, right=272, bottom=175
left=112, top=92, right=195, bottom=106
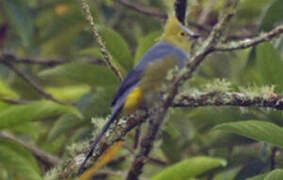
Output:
left=173, top=91, right=283, bottom=110
left=0, top=132, right=60, bottom=167
left=0, top=57, right=69, bottom=105
left=215, top=25, right=283, bottom=51
left=58, top=113, right=148, bottom=178
left=0, top=54, right=66, bottom=67
left=56, top=0, right=283, bottom=179
left=126, top=0, right=239, bottom=179
left=80, top=0, right=123, bottom=81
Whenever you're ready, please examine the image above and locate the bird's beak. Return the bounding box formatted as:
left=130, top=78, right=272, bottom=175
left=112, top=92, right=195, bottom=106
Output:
left=181, top=25, right=200, bottom=39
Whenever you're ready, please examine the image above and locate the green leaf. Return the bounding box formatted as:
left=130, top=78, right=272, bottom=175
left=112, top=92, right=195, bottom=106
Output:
left=214, top=120, right=283, bottom=148
left=234, top=159, right=267, bottom=180
left=79, top=47, right=104, bottom=59
left=0, top=101, right=12, bottom=113
left=45, top=85, right=91, bottom=101
left=264, top=169, right=283, bottom=180
left=0, top=78, right=18, bottom=98
left=48, top=114, right=83, bottom=141
left=259, top=0, right=283, bottom=32
left=0, top=101, right=82, bottom=129
left=78, top=87, right=116, bottom=119
left=39, top=62, right=119, bottom=86
left=0, top=139, right=42, bottom=180
left=245, top=0, right=282, bottom=68
left=247, top=173, right=267, bottom=180
left=134, top=31, right=161, bottom=65
left=4, top=0, right=34, bottom=47
left=247, top=169, right=283, bottom=180
left=256, top=43, right=283, bottom=91
left=11, top=122, right=40, bottom=138
left=237, top=0, right=274, bottom=23
left=151, top=156, right=226, bottom=180
left=98, top=26, right=133, bottom=71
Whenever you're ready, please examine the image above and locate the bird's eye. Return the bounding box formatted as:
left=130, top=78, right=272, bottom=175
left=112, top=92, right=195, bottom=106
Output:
left=180, top=32, right=186, bottom=36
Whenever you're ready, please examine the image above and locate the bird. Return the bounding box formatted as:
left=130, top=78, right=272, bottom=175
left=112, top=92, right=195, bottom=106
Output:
left=78, top=15, right=199, bottom=174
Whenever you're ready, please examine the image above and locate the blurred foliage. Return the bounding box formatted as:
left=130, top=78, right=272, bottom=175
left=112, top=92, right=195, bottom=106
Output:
left=0, top=0, right=282, bottom=179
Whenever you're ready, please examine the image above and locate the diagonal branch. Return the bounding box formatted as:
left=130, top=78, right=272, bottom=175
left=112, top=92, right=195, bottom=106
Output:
left=126, top=0, right=239, bottom=179
left=59, top=114, right=148, bottom=178
left=0, top=131, right=60, bottom=167
left=173, top=91, right=283, bottom=110
left=114, top=0, right=210, bottom=33
left=1, top=54, right=67, bottom=67
left=80, top=0, right=123, bottom=81
left=56, top=1, right=283, bottom=179
left=0, top=59, right=68, bottom=105
left=214, top=25, right=283, bottom=51
left=115, top=0, right=167, bottom=19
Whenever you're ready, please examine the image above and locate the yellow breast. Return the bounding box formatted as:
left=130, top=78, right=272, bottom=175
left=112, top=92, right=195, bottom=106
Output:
left=122, top=56, right=177, bottom=115
left=123, top=87, right=143, bottom=115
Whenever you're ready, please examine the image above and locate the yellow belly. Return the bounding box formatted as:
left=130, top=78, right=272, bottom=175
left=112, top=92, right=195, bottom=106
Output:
left=123, top=87, right=143, bottom=115
left=122, top=56, right=177, bottom=114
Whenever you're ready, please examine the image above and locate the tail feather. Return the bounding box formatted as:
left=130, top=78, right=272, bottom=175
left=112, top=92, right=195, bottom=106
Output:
left=78, top=105, right=123, bottom=175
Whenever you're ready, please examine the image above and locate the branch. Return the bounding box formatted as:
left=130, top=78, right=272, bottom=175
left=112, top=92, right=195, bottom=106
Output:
left=56, top=1, right=283, bottom=179
left=0, top=131, right=60, bottom=167
left=0, top=98, right=29, bottom=104
left=0, top=59, right=69, bottom=105
left=115, top=0, right=167, bottom=19
left=1, top=54, right=67, bottom=67
left=214, top=25, right=283, bottom=51
left=114, top=0, right=265, bottom=39
left=80, top=0, right=123, bottom=81
left=59, top=113, right=148, bottom=178
left=114, top=0, right=210, bottom=33
left=173, top=91, right=283, bottom=110
left=2, top=53, right=107, bottom=66
left=126, top=1, right=239, bottom=179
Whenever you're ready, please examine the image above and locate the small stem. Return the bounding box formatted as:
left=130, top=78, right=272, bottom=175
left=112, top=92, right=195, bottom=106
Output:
left=0, top=132, right=60, bottom=167
left=0, top=59, right=69, bottom=105
left=173, top=91, right=283, bottom=110
left=133, top=125, right=142, bottom=150
left=1, top=54, right=66, bottom=67
left=80, top=0, right=123, bottom=81
left=214, top=25, right=283, bottom=51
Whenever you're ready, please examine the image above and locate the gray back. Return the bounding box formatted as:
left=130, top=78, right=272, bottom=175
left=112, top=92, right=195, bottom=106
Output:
left=111, top=41, right=190, bottom=110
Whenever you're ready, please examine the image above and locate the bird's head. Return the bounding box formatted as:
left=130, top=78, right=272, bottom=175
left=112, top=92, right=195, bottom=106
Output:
left=161, top=16, right=199, bottom=51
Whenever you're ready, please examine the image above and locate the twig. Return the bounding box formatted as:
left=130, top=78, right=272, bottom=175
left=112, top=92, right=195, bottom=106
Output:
left=198, top=0, right=218, bottom=25
left=1, top=54, right=66, bottom=67
left=114, top=0, right=210, bottom=33
left=115, top=0, right=167, bottom=19
left=114, top=0, right=263, bottom=40
left=80, top=0, right=123, bottom=81
left=133, top=125, right=141, bottom=149
left=214, top=25, right=283, bottom=51
left=59, top=113, right=148, bottom=178
left=0, top=131, right=60, bottom=167
left=173, top=92, right=283, bottom=110
left=56, top=1, right=283, bottom=179
left=147, top=156, right=167, bottom=166
left=126, top=1, right=239, bottom=179
left=0, top=98, right=29, bottom=104
left=0, top=59, right=68, bottom=105
left=91, top=169, right=125, bottom=179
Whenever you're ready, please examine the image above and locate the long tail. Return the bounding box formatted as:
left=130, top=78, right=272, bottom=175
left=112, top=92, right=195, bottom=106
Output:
left=78, top=105, right=123, bottom=175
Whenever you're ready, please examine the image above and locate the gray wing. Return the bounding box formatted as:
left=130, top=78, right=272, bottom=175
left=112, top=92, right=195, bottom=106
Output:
left=111, top=68, right=142, bottom=107
left=111, top=42, right=189, bottom=108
